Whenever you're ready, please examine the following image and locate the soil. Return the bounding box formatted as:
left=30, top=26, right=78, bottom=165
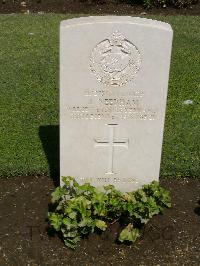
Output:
left=0, top=0, right=200, bottom=15
left=0, top=176, right=200, bottom=265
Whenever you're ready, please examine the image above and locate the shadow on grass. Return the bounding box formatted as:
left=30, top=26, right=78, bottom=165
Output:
left=194, top=200, right=200, bottom=216
left=39, top=125, right=59, bottom=187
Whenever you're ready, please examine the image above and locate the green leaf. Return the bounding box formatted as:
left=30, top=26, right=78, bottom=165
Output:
left=68, top=211, right=77, bottom=219
left=62, top=217, right=78, bottom=230
left=62, top=176, right=79, bottom=189
left=95, top=220, right=107, bottom=231
left=64, top=236, right=80, bottom=249
left=62, top=176, right=74, bottom=186
left=77, top=183, right=96, bottom=196
left=104, top=184, right=115, bottom=191
left=48, top=213, right=62, bottom=231
left=78, top=218, right=94, bottom=228
left=51, top=187, right=66, bottom=203
left=119, top=224, right=140, bottom=243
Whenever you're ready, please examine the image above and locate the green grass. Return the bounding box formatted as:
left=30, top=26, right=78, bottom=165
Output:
left=0, top=15, right=199, bottom=178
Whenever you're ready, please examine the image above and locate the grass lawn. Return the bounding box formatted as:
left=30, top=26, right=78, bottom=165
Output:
left=0, top=14, right=199, bottom=178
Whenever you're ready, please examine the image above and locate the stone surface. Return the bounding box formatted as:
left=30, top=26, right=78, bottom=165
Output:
left=60, top=16, right=173, bottom=192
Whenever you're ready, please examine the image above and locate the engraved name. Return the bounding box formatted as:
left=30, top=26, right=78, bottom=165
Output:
left=66, top=87, right=157, bottom=121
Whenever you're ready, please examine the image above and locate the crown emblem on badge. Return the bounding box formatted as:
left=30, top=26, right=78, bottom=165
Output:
left=90, top=30, right=142, bottom=86
left=109, top=31, right=125, bottom=46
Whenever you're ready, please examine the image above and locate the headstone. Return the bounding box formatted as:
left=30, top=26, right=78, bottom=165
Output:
left=60, top=16, right=173, bottom=192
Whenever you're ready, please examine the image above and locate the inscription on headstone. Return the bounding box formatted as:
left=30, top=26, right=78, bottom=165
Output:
left=60, top=16, right=173, bottom=192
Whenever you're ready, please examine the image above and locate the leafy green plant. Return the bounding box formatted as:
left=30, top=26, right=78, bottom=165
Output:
left=142, top=0, right=155, bottom=8
left=48, top=176, right=171, bottom=249
left=170, top=0, right=198, bottom=7
left=131, top=0, right=197, bottom=8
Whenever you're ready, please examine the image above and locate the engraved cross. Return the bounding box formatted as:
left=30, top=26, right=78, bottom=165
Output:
left=94, top=124, right=129, bottom=174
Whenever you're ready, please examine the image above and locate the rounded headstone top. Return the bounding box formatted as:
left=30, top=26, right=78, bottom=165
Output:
left=60, top=16, right=172, bottom=32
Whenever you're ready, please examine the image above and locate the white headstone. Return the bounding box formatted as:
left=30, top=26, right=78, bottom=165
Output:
left=60, top=16, right=173, bottom=192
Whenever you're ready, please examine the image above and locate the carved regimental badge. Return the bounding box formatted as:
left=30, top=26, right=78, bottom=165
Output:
left=90, top=31, right=141, bottom=86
